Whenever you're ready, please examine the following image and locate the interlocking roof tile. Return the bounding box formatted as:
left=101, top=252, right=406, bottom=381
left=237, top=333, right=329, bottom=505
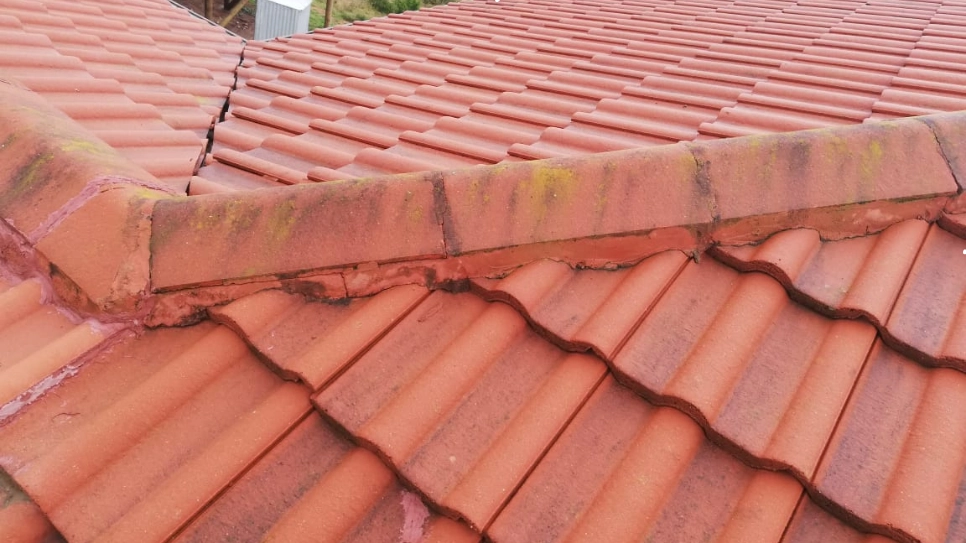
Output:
left=0, top=470, right=62, bottom=543
left=314, top=291, right=607, bottom=531
left=489, top=377, right=805, bottom=543
left=0, top=0, right=242, bottom=190
left=173, top=414, right=479, bottom=543
left=209, top=285, right=430, bottom=389
left=3, top=0, right=966, bottom=542
left=815, top=341, right=966, bottom=543
left=193, top=0, right=966, bottom=192
left=715, top=222, right=966, bottom=371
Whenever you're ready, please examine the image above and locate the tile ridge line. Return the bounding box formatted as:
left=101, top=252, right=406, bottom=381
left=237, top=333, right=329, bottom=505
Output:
left=142, top=113, right=966, bottom=322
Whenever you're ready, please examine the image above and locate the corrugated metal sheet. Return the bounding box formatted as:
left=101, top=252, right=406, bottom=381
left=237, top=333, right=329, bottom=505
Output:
left=254, top=0, right=312, bottom=41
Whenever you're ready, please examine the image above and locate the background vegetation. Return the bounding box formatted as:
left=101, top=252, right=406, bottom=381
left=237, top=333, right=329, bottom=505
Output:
left=309, top=0, right=454, bottom=28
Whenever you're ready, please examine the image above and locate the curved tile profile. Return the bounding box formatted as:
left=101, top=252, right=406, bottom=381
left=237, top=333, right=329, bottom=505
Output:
left=0, top=471, right=63, bottom=543
left=175, top=413, right=479, bottom=543
left=886, top=225, right=966, bottom=370
left=209, top=285, right=430, bottom=389
left=714, top=221, right=966, bottom=372
left=711, top=220, right=929, bottom=327
left=939, top=212, right=966, bottom=238
left=782, top=499, right=896, bottom=543
left=813, top=341, right=966, bottom=543
left=0, top=278, right=121, bottom=420
left=611, top=258, right=876, bottom=481
left=470, top=251, right=688, bottom=358
left=314, top=291, right=608, bottom=531
left=0, top=0, right=244, bottom=190
left=197, top=0, right=966, bottom=193
left=464, top=246, right=966, bottom=539
left=0, top=323, right=312, bottom=543
left=472, top=251, right=879, bottom=487
left=488, top=377, right=804, bottom=543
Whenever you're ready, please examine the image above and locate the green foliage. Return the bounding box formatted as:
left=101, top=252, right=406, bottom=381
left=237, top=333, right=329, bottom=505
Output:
left=337, top=9, right=370, bottom=21
left=369, top=0, right=420, bottom=15
left=308, top=8, right=326, bottom=29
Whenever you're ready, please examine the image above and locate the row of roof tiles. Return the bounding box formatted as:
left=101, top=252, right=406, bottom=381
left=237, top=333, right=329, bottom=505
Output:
left=194, top=0, right=966, bottom=192
left=1, top=0, right=966, bottom=542
left=3, top=219, right=965, bottom=541
left=0, top=0, right=243, bottom=190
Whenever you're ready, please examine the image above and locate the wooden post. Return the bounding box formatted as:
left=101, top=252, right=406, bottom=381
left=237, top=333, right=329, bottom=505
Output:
left=324, top=0, right=334, bottom=27
left=205, top=0, right=213, bottom=20
left=219, top=0, right=250, bottom=26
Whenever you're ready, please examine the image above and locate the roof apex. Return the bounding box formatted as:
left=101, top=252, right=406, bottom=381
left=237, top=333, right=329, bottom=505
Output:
left=149, top=112, right=960, bottom=322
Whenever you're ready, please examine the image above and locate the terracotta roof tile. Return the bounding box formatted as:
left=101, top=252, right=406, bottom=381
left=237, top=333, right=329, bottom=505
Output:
left=713, top=220, right=930, bottom=328
left=489, top=377, right=803, bottom=543
left=315, top=291, right=607, bottom=530
left=209, top=285, right=429, bottom=389
left=193, top=0, right=966, bottom=192
left=471, top=252, right=689, bottom=359
left=887, top=225, right=966, bottom=369
left=4, top=1, right=966, bottom=542
left=150, top=173, right=445, bottom=291
left=0, top=322, right=311, bottom=542
left=714, top=222, right=966, bottom=372
left=783, top=499, right=897, bottom=543
left=815, top=341, right=966, bottom=542
left=0, top=0, right=242, bottom=190
left=0, top=471, right=63, bottom=543
left=174, top=414, right=478, bottom=543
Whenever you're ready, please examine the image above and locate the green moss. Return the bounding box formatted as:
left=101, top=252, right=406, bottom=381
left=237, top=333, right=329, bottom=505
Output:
left=2, top=151, right=54, bottom=206
left=516, top=163, right=578, bottom=223
left=266, top=198, right=299, bottom=243
left=59, top=138, right=114, bottom=158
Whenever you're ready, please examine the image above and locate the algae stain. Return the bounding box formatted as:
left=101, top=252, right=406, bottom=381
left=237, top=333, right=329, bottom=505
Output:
left=0, top=133, right=15, bottom=151
left=4, top=151, right=54, bottom=203
left=401, top=189, right=424, bottom=224
left=517, top=163, right=578, bottom=223
left=267, top=199, right=299, bottom=243
left=60, top=139, right=113, bottom=158
left=858, top=138, right=885, bottom=196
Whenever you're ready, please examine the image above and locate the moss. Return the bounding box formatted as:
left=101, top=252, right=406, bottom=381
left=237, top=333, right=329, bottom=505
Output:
left=402, top=189, right=425, bottom=224
left=516, top=163, right=578, bottom=223
left=59, top=138, right=114, bottom=158
left=1, top=151, right=54, bottom=206
left=266, top=198, right=299, bottom=244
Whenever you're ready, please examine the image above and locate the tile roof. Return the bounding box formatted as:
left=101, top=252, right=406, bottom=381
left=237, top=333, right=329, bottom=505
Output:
left=1, top=0, right=966, bottom=542
left=0, top=0, right=243, bottom=190
left=194, top=0, right=966, bottom=192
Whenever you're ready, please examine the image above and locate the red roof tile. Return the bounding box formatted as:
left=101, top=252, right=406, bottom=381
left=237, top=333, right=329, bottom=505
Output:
left=0, top=471, right=62, bottom=543
left=0, top=0, right=242, bottom=190
left=192, top=0, right=966, bottom=192
left=3, top=1, right=966, bottom=542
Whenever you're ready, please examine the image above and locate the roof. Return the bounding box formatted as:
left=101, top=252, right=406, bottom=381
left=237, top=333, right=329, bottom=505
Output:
left=0, top=0, right=964, bottom=542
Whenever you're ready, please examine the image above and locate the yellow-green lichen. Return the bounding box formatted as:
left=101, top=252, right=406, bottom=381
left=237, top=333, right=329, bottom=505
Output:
left=516, top=163, right=579, bottom=223
left=266, top=199, right=299, bottom=244
left=3, top=151, right=54, bottom=204
left=60, top=138, right=114, bottom=159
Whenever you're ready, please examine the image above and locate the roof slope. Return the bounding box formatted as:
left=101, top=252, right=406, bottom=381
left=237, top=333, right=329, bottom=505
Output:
left=0, top=0, right=243, bottom=190
left=196, top=0, right=966, bottom=192
left=0, top=0, right=965, bottom=542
